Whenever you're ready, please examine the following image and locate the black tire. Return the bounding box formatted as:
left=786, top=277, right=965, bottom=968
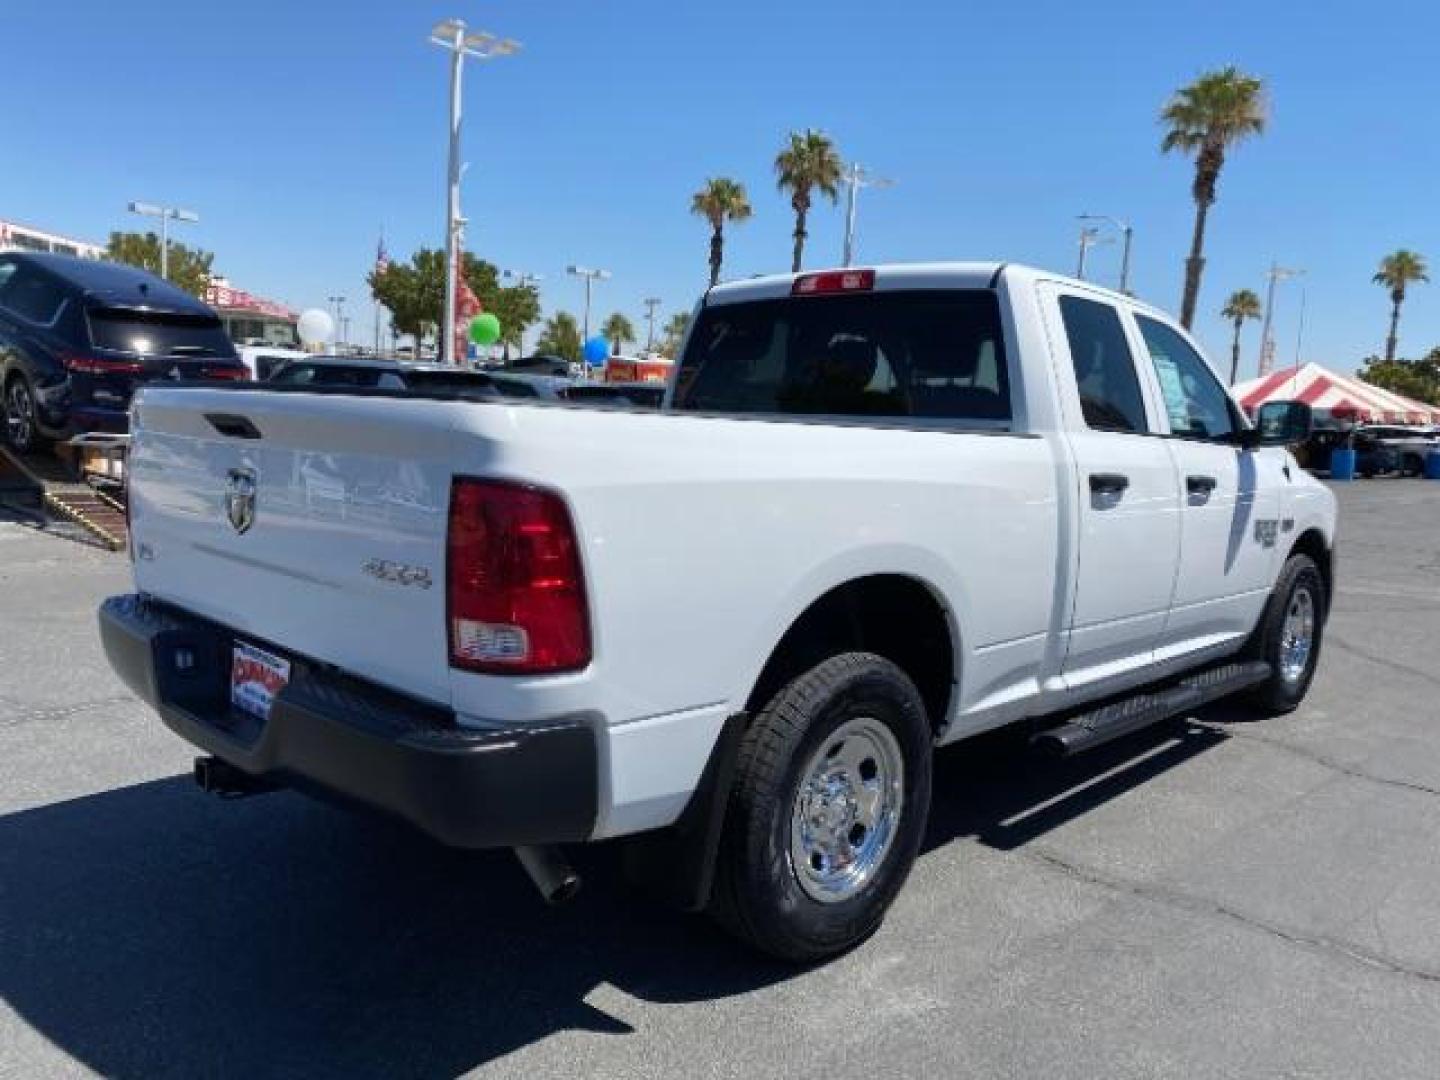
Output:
left=1242, top=553, right=1326, bottom=714
left=1402, top=455, right=1424, bottom=478
left=711, top=652, right=932, bottom=962
left=3, top=374, right=46, bottom=454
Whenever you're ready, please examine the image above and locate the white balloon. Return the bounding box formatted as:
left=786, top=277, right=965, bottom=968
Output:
left=297, top=308, right=335, bottom=346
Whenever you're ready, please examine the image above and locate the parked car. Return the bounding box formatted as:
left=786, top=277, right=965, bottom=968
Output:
left=0, top=252, right=243, bottom=452
left=102, top=262, right=1335, bottom=961
left=236, top=345, right=308, bottom=381
left=1353, top=424, right=1440, bottom=477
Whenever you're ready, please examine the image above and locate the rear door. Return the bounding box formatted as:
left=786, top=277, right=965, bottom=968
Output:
left=1042, top=286, right=1181, bottom=690
left=1130, top=312, right=1280, bottom=657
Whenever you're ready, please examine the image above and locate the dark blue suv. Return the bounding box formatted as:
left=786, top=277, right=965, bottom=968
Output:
left=0, top=252, right=244, bottom=452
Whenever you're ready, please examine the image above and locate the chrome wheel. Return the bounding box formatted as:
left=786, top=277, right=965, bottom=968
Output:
left=1278, top=587, right=1316, bottom=685
left=789, top=717, right=905, bottom=904
left=5, top=380, right=35, bottom=450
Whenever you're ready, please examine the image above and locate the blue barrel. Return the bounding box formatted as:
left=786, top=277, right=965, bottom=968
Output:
left=1425, top=449, right=1440, bottom=480
left=1330, top=447, right=1357, bottom=481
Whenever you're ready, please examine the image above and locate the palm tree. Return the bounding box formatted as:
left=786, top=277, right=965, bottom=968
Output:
left=660, top=311, right=690, bottom=356
left=602, top=312, right=636, bottom=356
left=535, top=311, right=581, bottom=362
left=1373, top=249, right=1429, bottom=362
left=1220, top=289, right=1263, bottom=384
left=690, top=177, right=753, bottom=287
left=1160, top=67, right=1267, bottom=329
left=775, top=129, right=842, bottom=273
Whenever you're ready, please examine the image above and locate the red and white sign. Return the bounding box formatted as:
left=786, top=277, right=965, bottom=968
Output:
left=231, top=641, right=291, bottom=721
left=204, top=284, right=297, bottom=321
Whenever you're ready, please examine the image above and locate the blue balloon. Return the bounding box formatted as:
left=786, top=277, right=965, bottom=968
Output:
left=583, top=336, right=610, bottom=365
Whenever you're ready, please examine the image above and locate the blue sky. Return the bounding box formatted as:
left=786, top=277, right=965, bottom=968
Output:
left=3, top=0, right=1437, bottom=374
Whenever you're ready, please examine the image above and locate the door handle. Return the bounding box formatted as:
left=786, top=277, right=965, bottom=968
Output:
left=1089, top=472, right=1130, bottom=496
left=1186, top=475, right=1218, bottom=495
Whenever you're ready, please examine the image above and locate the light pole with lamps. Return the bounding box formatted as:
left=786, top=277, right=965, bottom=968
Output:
left=429, top=18, right=519, bottom=365
left=327, top=295, right=346, bottom=353
left=1256, top=263, right=1303, bottom=377
left=1075, top=226, right=1112, bottom=281
left=840, top=163, right=894, bottom=268
left=127, top=201, right=199, bottom=281
left=643, top=297, right=662, bottom=352
left=1078, top=213, right=1133, bottom=294
left=567, top=265, right=611, bottom=342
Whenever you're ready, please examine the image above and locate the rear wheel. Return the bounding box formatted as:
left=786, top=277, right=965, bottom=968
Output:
left=1243, top=553, right=1326, bottom=714
left=712, top=652, right=932, bottom=962
left=3, top=375, right=45, bottom=453
left=1402, top=454, right=1424, bottom=478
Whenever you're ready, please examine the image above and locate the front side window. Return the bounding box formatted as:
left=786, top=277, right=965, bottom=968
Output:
left=672, top=289, right=1011, bottom=423
left=1136, top=315, right=1237, bottom=441
left=1058, top=295, right=1148, bottom=434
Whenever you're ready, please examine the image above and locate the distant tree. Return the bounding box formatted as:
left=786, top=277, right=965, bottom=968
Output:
left=535, top=311, right=582, bottom=361
left=602, top=312, right=636, bottom=355
left=1358, top=349, right=1440, bottom=406
left=368, top=248, right=540, bottom=353
left=691, top=177, right=753, bottom=286
left=775, top=129, right=842, bottom=273
left=1220, top=288, right=1263, bottom=384
left=1373, top=250, right=1429, bottom=363
left=105, top=231, right=214, bottom=298
left=1160, top=67, right=1267, bottom=328
left=660, top=311, right=691, bottom=356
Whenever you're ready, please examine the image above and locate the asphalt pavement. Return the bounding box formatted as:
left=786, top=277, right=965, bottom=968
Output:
left=2, top=481, right=1438, bottom=1079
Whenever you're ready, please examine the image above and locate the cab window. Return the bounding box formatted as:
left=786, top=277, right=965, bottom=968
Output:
left=1058, top=296, right=1149, bottom=434
left=1135, top=315, right=1237, bottom=441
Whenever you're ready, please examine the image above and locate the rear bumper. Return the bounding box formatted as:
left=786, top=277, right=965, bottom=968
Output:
left=98, top=594, right=599, bottom=848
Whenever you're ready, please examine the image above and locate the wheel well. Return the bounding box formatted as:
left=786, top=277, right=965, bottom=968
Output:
left=1290, top=528, right=1332, bottom=604
left=746, top=575, right=956, bottom=734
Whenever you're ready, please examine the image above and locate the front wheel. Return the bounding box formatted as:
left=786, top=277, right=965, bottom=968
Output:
left=3, top=376, right=45, bottom=453
left=1243, top=553, right=1327, bottom=714
left=711, top=652, right=933, bottom=962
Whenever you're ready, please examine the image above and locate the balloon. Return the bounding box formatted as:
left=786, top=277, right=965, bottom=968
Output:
left=469, top=312, right=501, bottom=346
left=297, top=308, right=334, bottom=346
left=583, top=336, right=610, bottom=365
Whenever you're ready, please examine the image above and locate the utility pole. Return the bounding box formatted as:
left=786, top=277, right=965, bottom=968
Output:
left=328, top=295, right=346, bottom=353
left=127, top=201, right=199, bottom=281
left=643, top=297, right=662, bottom=352
left=1078, top=213, right=1133, bottom=294
left=840, top=163, right=894, bottom=267
left=1256, top=263, right=1303, bottom=377
left=429, top=18, right=519, bottom=365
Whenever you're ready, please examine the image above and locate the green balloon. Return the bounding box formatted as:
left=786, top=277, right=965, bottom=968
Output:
left=469, top=312, right=501, bottom=346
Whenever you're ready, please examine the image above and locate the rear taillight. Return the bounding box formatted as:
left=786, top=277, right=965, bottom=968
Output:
left=62, top=354, right=144, bottom=375
left=447, top=478, right=591, bottom=675
left=200, top=365, right=248, bottom=381
left=791, top=268, right=875, bottom=296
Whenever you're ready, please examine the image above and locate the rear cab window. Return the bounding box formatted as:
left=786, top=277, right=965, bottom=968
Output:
left=671, top=289, right=1011, bottom=425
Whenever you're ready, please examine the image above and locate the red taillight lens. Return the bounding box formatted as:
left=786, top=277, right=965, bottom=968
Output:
left=201, top=365, right=248, bottom=381
left=447, top=478, right=591, bottom=675
left=791, top=268, right=875, bottom=296
left=63, top=354, right=144, bottom=375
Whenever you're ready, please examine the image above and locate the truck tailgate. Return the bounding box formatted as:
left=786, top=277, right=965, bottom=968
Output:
left=128, top=387, right=462, bottom=706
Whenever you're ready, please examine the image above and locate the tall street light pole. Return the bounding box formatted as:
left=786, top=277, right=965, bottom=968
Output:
left=127, top=201, right=199, bottom=281
left=567, top=265, right=611, bottom=342
left=643, top=297, right=662, bottom=353
left=1078, top=213, right=1133, bottom=294
left=328, top=295, right=346, bottom=352
left=1075, top=226, right=1112, bottom=280
left=1256, top=263, right=1303, bottom=377
left=429, top=18, right=519, bottom=366
left=840, top=163, right=894, bottom=268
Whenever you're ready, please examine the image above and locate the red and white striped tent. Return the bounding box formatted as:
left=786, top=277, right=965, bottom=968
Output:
left=1233, top=362, right=1440, bottom=425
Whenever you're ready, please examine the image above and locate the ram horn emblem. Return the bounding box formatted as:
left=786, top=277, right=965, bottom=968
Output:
left=224, top=468, right=257, bottom=534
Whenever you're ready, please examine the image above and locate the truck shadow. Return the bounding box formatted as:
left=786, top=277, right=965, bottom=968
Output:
left=1, top=713, right=1234, bottom=1078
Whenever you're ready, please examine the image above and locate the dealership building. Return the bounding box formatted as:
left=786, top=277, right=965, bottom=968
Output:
left=0, top=218, right=105, bottom=259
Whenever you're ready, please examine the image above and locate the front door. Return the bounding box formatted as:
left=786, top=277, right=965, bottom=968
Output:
left=1045, top=289, right=1182, bottom=691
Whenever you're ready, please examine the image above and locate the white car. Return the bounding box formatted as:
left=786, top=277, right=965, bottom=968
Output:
left=101, top=262, right=1337, bottom=960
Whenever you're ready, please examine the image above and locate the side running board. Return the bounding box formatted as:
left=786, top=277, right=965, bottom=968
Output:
left=1031, top=660, right=1272, bottom=758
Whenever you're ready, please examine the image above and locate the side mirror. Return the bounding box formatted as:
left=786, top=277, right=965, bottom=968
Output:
left=1252, top=400, right=1313, bottom=447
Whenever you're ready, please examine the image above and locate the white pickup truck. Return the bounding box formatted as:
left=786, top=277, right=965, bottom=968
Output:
left=100, top=263, right=1336, bottom=960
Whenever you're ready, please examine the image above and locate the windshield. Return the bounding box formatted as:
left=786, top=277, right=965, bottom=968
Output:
left=87, top=307, right=237, bottom=358
left=671, top=289, right=1010, bottom=422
